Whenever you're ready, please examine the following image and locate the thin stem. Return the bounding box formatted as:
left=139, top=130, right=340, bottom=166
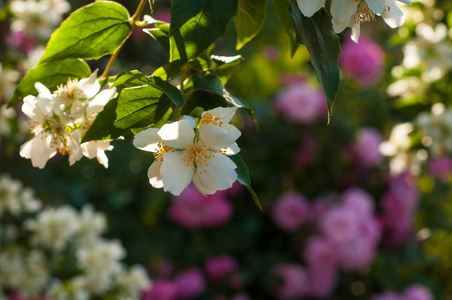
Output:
left=100, top=0, right=149, bottom=79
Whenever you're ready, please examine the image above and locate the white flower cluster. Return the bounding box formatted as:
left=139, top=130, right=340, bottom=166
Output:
left=0, top=62, right=20, bottom=103
left=20, top=72, right=117, bottom=169
left=0, top=175, right=150, bottom=299
left=417, top=103, right=452, bottom=156
left=9, top=0, right=70, bottom=37
left=297, top=0, right=411, bottom=43
left=134, top=107, right=241, bottom=196
left=0, top=174, right=41, bottom=217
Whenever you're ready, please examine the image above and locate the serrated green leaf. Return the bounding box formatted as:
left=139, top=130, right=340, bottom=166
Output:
left=274, top=0, right=298, bottom=56
left=234, top=0, right=267, bottom=50
left=10, top=59, right=91, bottom=106
left=40, top=1, right=132, bottom=63
left=230, top=154, right=262, bottom=210
left=148, top=76, right=184, bottom=107
left=288, top=4, right=340, bottom=118
left=169, top=0, right=238, bottom=63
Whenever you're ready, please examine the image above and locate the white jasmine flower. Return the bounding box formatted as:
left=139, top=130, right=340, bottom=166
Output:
left=116, top=265, right=151, bottom=299
left=0, top=174, right=41, bottom=217
left=134, top=107, right=241, bottom=196
left=77, top=205, right=107, bottom=246
left=20, top=72, right=117, bottom=168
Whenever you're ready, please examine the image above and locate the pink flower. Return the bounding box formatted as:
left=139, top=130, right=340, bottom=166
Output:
left=343, top=188, right=375, bottom=218
left=263, top=46, right=280, bottom=61
left=352, top=128, right=383, bottom=167
left=304, top=237, right=338, bottom=269
left=274, top=83, right=327, bottom=123
left=370, top=292, right=402, bottom=300
left=142, top=280, right=178, bottom=300
left=174, top=268, right=206, bottom=299
left=339, top=35, right=385, bottom=87
left=321, top=207, right=360, bottom=243
left=427, top=156, right=452, bottom=180
left=168, top=185, right=233, bottom=230
left=272, top=192, right=310, bottom=232
left=231, top=293, right=252, bottom=300
left=204, top=255, right=239, bottom=284
left=154, top=7, right=171, bottom=23
left=307, top=263, right=338, bottom=298
left=336, top=235, right=377, bottom=270
left=381, top=172, right=419, bottom=244
left=7, top=31, right=37, bottom=53
left=270, top=263, right=309, bottom=299
left=402, top=285, right=433, bottom=300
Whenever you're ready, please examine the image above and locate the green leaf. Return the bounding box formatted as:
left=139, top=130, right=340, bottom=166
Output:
left=148, top=76, right=184, bottom=107
left=10, top=59, right=91, bottom=106
left=114, top=86, right=171, bottom=129
left=234, top=0, right=267, bottom=50
left=111, top=70, right=150, bottom=90
left=211, top=55, right=244, bottom=85
left=230, top=155, right=262, bottom=210
left=40, top=1, right=132, bottom=63
left=143, top=23, right=171, bottom=55
left=169, top=0, right=238, bottom=63
left=193, top=74, right=224, bottom=95
left=82, top=86, right=171, bottom=142
left=288, top=4, right=340, bottom=118
left=274, top=0, right=298, bottom=56
left=152, top=60, right=185, bottom=80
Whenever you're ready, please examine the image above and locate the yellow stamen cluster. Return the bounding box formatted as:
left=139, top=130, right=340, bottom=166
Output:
left=181, top=140, right=218, bottom=172
left=154, top=142, right=173, bottom=162
left=56, top=79, right=86, bottom=104
left=200, top=113, right=224, bottom=127
left=354, top=1, right=376, bottom=24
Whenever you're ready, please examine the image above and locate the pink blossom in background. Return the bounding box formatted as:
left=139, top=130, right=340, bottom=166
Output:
left=304, top=237, right=338, bottom=269
left=339, top=35, right=385, bottom=87
left=402, top=285, right=434, bottom=300
left=381, top=172, right=419, bottom=244
left=307, top=263, right=338, bottom=298
left=336, top=234, right=377, bottom=269
left=269, top=263, right=309, bottom=299
left=216, top=182, right=242, bottom=197
left=370, top=292, right=402, bottom=300
left=174, top=268, right=206, bottom=299
left=321, top=207, right=360, bottom=243
left=142, top=280, right=178, bottom=300
left=272, top=192, right=310, bottom=232
left=231, top=293, right=252, bottom=300
left=168, top=185, right=233, bottom=230
left=427, top=155, right=452, bottom=180
left=7, top=31, right=38, bottom=53
left=7, top=291, right=26, bottom=300
left=204, top=255, right=239, bottom=284
left=278, top=73, right=306, bottom=87
left=154, top=7, right=171, bottom=23
left=273, top=83, right=327, bottom=123
left=263, top=46, right=280, bottom=61
left=343, top=188, right=375, bottom=219
left=352, top=128, right=383, bottom=167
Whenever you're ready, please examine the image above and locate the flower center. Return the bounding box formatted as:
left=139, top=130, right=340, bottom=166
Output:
left=181, top=140, right=218, bottom=172
left=56, top=79, right=87, bottom=105
left=200, top=113, right=224, bottom=127
left=154, top=142, right=173, bottom=162
left=354, top=1, right=376, bottom=24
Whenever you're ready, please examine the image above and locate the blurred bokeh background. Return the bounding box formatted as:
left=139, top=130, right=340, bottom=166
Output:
left=1, top=0, right=452, bottom=299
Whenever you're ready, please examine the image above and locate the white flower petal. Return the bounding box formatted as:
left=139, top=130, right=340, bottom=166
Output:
left=382, top=2, right=405, bottom=28
left=296, top=0, right=325, bottom=17
left=332, top=19, right=349, bottom=34
left=95, top=149, right=109, bottom=168
left=22, top=95, right=41, bottom=120
left=160, top=151, right=194, bottom=196
left=223, top=143, right=240, bottom=155
left=148, top=160, right=164, bottom=188
left=79, top=71, right=101, bottom=98
left=365, top=0, right=385, bottom=13
left=203, top=107, right=238, bottom=124
left=331, top=0, right=358, bottom=24
left=133, top=128, right=161, bottom=152
left=20, top=134, right=57, bottom=169
left=199, top=124, right=241, bottom=150
left=193, top=155, right=237, bottom=195
left=34, top=82, right=51, bottom=96
left=158, top=119, right=195, bottom=149
left=351, top=20, right=361, bottom=43
left=86, top=88, right=117, bottom=116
